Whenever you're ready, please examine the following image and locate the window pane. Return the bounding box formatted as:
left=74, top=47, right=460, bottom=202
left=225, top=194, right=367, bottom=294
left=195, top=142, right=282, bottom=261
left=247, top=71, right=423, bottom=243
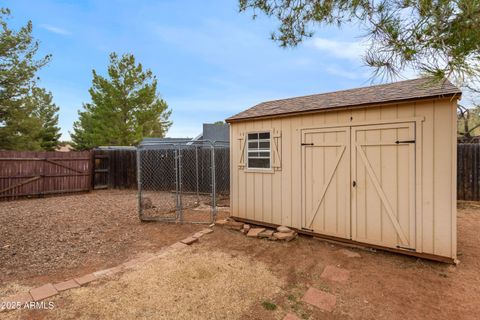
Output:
left=248, top=158, right=270, bottom=168
left=259, top=141, right=270, bottom=148
left=259, top=132, right=270, bottom=139
left=246, top=132, right=271, bottom=169
left=248, top=141, right=258, bottom=149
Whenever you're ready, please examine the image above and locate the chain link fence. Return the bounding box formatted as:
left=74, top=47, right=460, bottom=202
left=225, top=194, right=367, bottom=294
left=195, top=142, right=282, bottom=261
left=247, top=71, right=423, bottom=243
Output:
left=137, top=140, right=229, bottom=224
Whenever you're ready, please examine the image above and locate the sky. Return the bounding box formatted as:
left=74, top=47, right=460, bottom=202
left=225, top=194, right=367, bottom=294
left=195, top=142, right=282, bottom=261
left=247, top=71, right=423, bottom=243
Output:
left=4, top=0, right=404, bottom=140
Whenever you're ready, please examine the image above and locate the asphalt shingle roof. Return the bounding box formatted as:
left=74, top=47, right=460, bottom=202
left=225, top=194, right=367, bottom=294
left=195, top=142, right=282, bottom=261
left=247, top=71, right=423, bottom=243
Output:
left=226, top=78, right=461, bottom=122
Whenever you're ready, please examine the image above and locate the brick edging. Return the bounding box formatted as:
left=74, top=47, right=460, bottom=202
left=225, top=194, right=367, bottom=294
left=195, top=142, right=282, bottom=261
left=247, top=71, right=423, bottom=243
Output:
left=0, top=228, right=213, bottom=313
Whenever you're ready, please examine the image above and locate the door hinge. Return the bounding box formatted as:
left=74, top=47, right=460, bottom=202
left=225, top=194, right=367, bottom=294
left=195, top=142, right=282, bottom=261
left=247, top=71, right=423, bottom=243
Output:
left=396, top=245, right=416, bottom=251
left=395, top=140, right=415, bottom=144
left=301, top=142, right=314, bottom=146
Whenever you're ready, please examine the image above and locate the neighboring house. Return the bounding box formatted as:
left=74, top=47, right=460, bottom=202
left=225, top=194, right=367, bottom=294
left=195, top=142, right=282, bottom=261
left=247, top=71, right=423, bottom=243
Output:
left=226, top=77, right=461, bottom=263
left=140, top=123, right=230, bottom=148
left=189, top=123, right=229, bottom=146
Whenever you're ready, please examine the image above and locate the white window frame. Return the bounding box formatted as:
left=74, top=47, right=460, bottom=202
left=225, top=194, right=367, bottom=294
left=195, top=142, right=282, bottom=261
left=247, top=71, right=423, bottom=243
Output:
left=246, top=131, right=272, bottom=170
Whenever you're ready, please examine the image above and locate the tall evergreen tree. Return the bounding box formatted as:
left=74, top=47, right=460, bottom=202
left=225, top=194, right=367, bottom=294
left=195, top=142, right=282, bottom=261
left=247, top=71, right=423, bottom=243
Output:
left=0, top=8, right=58, bottom=151
left=0, top=94, right=42, bottom=150
left=30, top=87, right=61, bottom=151
left=71, top=53, right=172, bottom=149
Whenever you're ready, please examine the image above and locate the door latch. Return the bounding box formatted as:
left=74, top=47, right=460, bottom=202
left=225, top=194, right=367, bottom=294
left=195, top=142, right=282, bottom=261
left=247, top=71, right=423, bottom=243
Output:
left=352, top=181, right=357, bottom=187
left=301, top=142, right=314, bottom=146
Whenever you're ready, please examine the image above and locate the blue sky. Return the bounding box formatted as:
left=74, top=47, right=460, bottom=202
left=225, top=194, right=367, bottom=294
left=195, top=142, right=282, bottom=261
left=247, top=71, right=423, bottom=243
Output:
left=5, top=0, right=393, bottom=140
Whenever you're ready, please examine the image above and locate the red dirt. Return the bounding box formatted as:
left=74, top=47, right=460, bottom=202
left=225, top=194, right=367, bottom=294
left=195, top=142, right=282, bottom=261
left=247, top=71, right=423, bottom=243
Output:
left=199, top=201, right=480, bottom=320
left=0, top=190, right=202, bottom=289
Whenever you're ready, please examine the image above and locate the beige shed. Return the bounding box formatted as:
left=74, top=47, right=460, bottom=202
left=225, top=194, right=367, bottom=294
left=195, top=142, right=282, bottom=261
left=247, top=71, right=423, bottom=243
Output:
left=226, top=78, right=461, bottom=263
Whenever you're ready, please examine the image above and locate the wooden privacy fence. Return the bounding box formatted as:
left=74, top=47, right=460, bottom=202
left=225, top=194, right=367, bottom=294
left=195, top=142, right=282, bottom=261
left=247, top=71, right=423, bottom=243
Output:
left=457, top=144, right=480, bottom=201
left=0, top=151, right=92, bottom=200
left=1, top=144, right=476, bottom=201
left=93, top=149, right=137, bottom=189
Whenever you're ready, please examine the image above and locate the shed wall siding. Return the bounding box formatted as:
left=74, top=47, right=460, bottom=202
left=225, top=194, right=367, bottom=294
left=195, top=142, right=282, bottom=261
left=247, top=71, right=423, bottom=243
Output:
left=230, top=98, right=457, bottom=258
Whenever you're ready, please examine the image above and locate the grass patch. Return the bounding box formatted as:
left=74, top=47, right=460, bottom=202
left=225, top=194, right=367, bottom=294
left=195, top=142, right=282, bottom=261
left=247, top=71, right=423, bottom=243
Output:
left=262, top=300, right=277, bottom=311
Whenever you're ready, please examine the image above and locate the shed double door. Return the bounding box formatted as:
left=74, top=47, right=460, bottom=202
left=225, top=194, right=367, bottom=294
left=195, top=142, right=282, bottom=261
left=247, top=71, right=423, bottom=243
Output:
left=302, top=123, right=416, bottom=251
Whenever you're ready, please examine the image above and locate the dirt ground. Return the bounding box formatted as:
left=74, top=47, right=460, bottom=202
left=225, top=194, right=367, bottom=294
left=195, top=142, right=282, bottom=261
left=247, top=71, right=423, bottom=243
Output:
left=204, top=201, right=480, bottom=320
left=4, top=247, right=284, bottom=320
left=1, top=193, right=480, bottom=319
left=0, top=190, right=207, bottom=289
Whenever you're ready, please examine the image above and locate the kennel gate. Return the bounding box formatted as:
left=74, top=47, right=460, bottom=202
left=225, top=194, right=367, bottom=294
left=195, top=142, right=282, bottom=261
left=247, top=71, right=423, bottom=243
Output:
left=137, top=140, right=229, bottom=224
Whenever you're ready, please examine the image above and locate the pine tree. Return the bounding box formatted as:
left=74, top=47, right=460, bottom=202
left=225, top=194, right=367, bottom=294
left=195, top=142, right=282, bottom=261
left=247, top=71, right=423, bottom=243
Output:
left=71, top=53, right=172, bottom=149
left=239, top=0, right=480, bottom=84
left=0, top=8, right=54, bottom=150
left=30, top=87, right=61, bottom=151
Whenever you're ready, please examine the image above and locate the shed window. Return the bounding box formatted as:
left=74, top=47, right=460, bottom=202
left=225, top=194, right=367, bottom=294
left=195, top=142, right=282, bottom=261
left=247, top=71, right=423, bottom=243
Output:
left=247, top=132, right=271, bottom=169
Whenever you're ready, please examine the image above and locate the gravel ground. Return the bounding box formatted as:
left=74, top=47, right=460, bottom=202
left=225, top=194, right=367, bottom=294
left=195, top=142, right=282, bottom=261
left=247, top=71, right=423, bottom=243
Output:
left=0, top=190, right=209, bottom=287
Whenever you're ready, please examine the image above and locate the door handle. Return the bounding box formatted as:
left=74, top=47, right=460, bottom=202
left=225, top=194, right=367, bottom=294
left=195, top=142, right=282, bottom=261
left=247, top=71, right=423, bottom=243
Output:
left=352, top=181, right=357, bottom=187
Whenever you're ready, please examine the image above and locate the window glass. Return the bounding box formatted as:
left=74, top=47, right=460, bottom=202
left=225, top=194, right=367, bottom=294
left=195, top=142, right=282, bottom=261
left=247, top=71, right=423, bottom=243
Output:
left=247, top=132, right=271, bottom=169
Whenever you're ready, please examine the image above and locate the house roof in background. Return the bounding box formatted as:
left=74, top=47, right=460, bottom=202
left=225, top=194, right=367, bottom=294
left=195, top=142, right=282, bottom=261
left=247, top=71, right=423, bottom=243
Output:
left=226, top=78, right=461, bottom=122
left=139, top=137, right=192, bottom=145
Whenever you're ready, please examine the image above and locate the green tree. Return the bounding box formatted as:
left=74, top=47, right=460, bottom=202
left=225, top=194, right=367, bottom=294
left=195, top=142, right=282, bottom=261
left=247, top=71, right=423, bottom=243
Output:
left=0, top=8, right=55, bottom=150
left=71, top=53, right=172, bottom=149
left=239, top=0, right=480, bottom=83
left=30, top=87, right=61, bottom=150
left=0, top=87, right=60, bottom=151
left=0, top=95, right=42, bottom=150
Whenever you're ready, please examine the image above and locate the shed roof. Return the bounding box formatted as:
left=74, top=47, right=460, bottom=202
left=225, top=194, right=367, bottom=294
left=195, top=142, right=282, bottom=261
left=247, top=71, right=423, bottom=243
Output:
left=226, top=78, right=461, bottom=122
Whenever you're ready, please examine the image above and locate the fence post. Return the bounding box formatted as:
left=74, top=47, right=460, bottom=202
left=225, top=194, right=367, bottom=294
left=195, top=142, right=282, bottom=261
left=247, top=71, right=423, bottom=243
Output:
left=211, top=143, right=217, bottom=223
left=41, top=152, right=46, bottom=197
left=176, top=147, right=183, bottom=223
left=90, top=150, right=95, bottom=190
left=195, top=146, right=199, bottom=202
left=136, top=147, right=143, bottom=220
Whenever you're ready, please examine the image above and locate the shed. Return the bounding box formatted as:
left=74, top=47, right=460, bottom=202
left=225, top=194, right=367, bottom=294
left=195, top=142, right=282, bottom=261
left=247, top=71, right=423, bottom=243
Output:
left=226, top=78, right=461, bottom=262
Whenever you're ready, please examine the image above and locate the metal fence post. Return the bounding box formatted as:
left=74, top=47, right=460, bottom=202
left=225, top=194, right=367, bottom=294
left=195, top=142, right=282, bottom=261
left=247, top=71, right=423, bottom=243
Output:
left=195, top=146, right=199, bottom=202
left=177, top=147, right=184, bottom=223
left=211, top=143, right=217, bottom=223
left=136, top=147, right=143, bottom=220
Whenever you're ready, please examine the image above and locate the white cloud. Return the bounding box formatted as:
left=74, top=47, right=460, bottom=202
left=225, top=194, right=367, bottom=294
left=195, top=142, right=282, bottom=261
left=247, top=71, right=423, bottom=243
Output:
left=40, top=24, right=71, bottom=36
left=308, top=37, right=366, bottom=61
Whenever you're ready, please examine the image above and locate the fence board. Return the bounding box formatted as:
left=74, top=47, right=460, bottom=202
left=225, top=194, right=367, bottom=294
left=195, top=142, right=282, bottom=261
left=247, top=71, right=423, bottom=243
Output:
left=93, top=149, right=137, bottom=189
left=0, top=151, right=92, bottom=200
left=457, top=144, right=480, bottom=201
